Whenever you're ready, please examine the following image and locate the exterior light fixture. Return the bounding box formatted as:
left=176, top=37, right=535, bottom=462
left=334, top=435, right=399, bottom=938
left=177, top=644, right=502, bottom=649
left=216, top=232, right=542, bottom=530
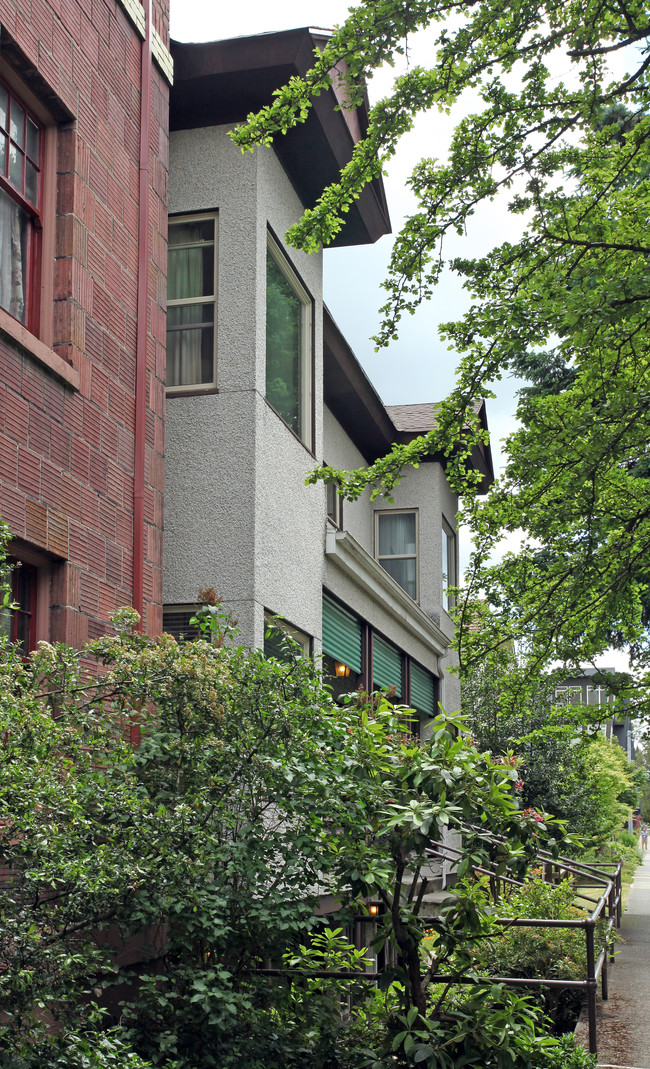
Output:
left=368, top=904, right=380, bottom=916
left=334, top=661, right=350, bottom=678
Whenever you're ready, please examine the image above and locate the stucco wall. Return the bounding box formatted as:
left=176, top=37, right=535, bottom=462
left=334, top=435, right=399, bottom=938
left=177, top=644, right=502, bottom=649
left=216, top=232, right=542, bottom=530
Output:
left=322, top=404, right=374, bottom=550
left=164, top=123, right=461, bottom=712
left=322, top=403, right=460, bottom=711
left=164, top=125, right=325, bottom=648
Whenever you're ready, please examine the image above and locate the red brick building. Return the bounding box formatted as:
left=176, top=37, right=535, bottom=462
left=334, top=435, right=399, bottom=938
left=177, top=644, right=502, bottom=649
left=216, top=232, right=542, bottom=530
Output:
left=0, top=0, right=171, bottom=648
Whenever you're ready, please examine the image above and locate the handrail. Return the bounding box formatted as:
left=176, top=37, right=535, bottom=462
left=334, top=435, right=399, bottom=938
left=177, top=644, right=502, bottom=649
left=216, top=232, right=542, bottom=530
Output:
left=420, top=831, right=622, bottom=1056
left=251, top=827, right=623, bottom=1058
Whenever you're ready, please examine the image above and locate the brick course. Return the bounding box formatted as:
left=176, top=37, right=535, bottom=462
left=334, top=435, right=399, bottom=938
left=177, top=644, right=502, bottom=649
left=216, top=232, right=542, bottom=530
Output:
left=0, top=0, right=169, bottom=643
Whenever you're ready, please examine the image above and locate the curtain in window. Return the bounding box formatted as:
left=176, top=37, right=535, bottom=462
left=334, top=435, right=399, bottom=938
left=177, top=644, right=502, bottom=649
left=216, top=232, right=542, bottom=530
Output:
left=378, top=512, right=416, bottom=556
left=167, top=219, right=215, bottom=387
left=0, top=187, right=26, bottom=323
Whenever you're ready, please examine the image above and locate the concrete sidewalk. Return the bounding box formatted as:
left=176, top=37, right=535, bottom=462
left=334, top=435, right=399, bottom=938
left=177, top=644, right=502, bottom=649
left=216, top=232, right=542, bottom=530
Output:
left=575, top=848, right=650, bottom=1068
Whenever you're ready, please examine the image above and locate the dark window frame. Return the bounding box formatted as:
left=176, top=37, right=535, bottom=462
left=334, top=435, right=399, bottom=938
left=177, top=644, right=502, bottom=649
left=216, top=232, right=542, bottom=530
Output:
left=0, top=75, right=44, bottom=334
left=2, top=557, right=37, bottom=656
left=265, top=227, right=314, bottom=451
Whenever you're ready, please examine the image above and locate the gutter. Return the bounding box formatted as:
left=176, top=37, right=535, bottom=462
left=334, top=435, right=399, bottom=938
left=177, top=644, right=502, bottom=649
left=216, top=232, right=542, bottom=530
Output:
left=133, top=0, right=152, bottom=630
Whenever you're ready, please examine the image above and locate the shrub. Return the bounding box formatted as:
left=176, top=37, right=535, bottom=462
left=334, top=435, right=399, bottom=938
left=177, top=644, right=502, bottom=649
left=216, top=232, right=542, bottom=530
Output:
left=467, top=877, right=589, bottom=1032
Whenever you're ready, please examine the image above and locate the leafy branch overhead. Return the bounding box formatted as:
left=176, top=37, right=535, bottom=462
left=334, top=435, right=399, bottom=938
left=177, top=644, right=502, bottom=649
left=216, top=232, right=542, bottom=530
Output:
left=233, top=1, right=650, bottom=691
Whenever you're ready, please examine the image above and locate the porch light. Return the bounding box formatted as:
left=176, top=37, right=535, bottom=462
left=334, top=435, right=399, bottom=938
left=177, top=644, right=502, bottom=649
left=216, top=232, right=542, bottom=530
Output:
left=334, top=661, right=350, bottom=678
left=368, top=904, right=380, bottom=916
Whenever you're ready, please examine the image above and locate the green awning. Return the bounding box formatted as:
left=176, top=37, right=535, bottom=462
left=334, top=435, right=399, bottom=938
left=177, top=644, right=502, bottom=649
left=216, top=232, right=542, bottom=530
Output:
left=373, top=634, right=402, bottom=694
left=322, top=596, right=362, bottom=674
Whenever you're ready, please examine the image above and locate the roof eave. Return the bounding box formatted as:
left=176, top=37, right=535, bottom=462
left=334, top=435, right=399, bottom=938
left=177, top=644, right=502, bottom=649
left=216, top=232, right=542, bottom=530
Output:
left=169, top=28, right=391, bottom=248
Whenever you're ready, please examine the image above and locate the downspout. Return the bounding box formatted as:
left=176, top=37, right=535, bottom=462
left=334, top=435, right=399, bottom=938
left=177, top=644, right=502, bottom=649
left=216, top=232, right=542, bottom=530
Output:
left=133, top=0, right=153, bottom=630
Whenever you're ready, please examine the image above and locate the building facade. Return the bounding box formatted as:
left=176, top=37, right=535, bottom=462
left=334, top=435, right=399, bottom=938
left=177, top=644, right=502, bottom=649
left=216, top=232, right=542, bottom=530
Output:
left=0, top=0, right=172, bottom=648
left=162, top=29, right=493, bottom=720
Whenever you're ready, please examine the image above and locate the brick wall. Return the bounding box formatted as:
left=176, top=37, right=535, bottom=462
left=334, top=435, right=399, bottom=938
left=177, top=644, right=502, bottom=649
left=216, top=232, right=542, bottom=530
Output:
left=0, top=0, right=169, bottom=642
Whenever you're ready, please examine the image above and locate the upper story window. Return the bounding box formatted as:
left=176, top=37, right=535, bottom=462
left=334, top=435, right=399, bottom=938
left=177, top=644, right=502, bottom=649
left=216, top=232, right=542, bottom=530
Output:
left=0, top=80, right=43, bottom=332
left=442, top=518, right=456, bottom=613
left=167, top=214, right=218, bottom=392
left=375, top=509, right=418, bottom=601
left=266, top=233, right=312, bottom=446
left=326, top=480, right=342, bottom=528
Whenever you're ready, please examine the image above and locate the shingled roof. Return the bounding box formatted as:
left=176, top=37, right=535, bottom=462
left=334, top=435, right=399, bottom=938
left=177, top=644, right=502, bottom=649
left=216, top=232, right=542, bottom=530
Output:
left=385, top=403, right=441, bottom=433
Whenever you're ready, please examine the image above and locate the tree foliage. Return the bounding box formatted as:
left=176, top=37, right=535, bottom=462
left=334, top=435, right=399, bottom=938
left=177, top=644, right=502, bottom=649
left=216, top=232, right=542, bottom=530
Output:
left=462, top=647, right=640, bottom=843
left=233, top=0, right=650, bottom=704
left=0, top=599, right=571, bottom=1067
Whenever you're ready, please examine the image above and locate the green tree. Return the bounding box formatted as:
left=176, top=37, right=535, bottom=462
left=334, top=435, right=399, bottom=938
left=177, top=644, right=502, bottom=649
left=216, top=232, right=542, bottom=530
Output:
left=463, top=647, right=639, bottom=844
left=233, top=0, right=650, bottom=705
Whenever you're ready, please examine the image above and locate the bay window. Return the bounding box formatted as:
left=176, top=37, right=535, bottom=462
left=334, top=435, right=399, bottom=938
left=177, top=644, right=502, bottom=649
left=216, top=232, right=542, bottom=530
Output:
left=266, top=233, right=312, bottom=445
left=166, top=214, right=218, bottom=391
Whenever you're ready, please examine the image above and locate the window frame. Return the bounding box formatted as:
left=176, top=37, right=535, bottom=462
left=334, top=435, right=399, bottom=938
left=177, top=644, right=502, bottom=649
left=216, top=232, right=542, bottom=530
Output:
left=374, top=508, right=419, bottom=602
left=162, top=603, right=202, bottom=642
left=264, top=611, right=311, bottom=660
left=1, top=557, right=38, bottom=656
left=326, top=480, right=343, bottom=529
left=265, top=230, right=313, bottom=449
left=441, top=517, right=457, bottom=614
left=166, top=211, right=219, bottom=395
left=0, top=73, right=44, bottom=336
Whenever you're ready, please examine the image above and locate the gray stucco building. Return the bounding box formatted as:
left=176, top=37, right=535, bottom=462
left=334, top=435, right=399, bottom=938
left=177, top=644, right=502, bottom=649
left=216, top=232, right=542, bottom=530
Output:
left=162, top=28, right=493, bottom=723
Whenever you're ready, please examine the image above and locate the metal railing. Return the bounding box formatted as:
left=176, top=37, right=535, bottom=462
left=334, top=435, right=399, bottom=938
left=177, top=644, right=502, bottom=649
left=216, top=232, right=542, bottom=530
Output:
left=420, top=832, right=622, bottom=1055
left=257, top=832, right=623, bottom=1057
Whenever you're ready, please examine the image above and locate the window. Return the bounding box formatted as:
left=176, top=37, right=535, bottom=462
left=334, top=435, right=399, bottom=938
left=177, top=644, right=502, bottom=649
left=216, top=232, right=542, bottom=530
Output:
left=0, top=79, right=43, bottom=332
left=375, top=510, right=418, bottom=601
left=326, top=481, right=342, bottom=528
left=1, top=558, right=37, bottom=656
left=322, top=594, right=362, bottom=697
left=266, top=233, right=312, bottom=445
left=167, top=214, right=217, bottom=391
left=441, top=520, right=456, bottom=613
left=163, top=604, right=201, bottom=642
left=264, top=612, right=311, bottom=662
left=372, top=633, right=402, bottom=698
left=410, top=661, right=437, bottom=719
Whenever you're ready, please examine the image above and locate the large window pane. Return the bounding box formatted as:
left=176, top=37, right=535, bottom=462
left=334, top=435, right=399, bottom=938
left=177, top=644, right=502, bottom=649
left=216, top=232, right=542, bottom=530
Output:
left=378, top=512, right=416, bottom=556
left=0, top=187, right=28, bottom=323
left=380, top=558, right=417, bottom=600
left=266, top=237, right=311, bottom=444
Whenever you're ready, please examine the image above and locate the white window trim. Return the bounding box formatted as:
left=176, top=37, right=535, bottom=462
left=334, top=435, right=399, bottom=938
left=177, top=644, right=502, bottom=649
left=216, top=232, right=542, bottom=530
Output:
left=166, top=211, right=218, bottom=395
left=374, top=508, right=419, bottom=603
left=441, top=516, right=456, bottom=614
left=266, top=231, right=312, bottom=446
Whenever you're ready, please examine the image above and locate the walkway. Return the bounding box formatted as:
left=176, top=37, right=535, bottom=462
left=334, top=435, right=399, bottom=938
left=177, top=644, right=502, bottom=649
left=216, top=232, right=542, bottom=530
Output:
left=575, top=849, right=650, bottom=1068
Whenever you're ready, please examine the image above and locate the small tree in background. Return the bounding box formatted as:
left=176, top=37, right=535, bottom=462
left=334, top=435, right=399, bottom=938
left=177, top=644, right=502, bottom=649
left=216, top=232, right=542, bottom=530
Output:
left=462, top=647, right=639, bottom=846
